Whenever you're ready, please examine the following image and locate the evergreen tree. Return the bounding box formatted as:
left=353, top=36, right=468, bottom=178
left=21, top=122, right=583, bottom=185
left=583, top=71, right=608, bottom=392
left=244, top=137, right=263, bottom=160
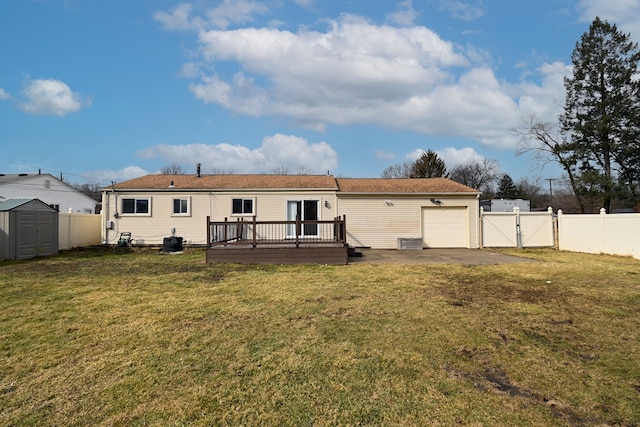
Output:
left=561, top=17, right=640, bottom=212
left=496, top=174, right=519, bottom=199
left=411, top=150, right=448, bottom=178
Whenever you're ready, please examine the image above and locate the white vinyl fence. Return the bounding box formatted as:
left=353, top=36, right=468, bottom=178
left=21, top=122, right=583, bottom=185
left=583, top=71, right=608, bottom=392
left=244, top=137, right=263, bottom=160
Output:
left=557, top=209, right=640, bottom=260
left=59, top=212, right=102, bottom=250
left=481, top=207, right=555, bottom=248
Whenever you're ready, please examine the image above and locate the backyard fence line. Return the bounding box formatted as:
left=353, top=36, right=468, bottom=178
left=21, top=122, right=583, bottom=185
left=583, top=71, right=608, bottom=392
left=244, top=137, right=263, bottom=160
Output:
left=480, top=207, right=555, bottom=249
left=557, top=209, right=640, bottom=260
left=58, top=212, right=102, bottom=250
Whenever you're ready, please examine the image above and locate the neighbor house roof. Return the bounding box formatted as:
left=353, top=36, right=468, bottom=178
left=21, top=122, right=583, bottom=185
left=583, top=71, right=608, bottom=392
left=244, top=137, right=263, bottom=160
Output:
left=335, top=178, right=479, bottom=194
left=108, top=174, right=479, bottom=194
left=0, top=174, right=37, bottom=184
left=109, top=174, right=340, bottom=191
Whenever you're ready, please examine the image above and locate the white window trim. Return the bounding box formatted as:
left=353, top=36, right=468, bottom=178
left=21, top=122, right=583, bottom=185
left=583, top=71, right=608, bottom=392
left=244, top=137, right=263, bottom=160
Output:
left=121, top=197, right=152, bottom=216
left=171, top=196, right=191, bottom=217
left=231, top=197, right=256, bottom=216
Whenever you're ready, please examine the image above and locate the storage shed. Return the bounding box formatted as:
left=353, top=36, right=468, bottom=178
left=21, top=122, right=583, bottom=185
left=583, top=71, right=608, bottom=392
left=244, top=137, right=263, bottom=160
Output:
left=0, top=199, right=59, bottom=260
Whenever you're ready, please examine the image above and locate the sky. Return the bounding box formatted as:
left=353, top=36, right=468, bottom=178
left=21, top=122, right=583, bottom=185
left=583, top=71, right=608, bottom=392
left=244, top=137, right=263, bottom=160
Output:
left=1, top=0, right=640, bottom=187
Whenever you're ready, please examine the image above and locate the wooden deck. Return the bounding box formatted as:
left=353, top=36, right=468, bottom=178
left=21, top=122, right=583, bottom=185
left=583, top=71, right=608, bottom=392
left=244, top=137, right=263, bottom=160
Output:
left=206, top=243, right=348, bottom=264
left=205, top=216, right=349, bottom=265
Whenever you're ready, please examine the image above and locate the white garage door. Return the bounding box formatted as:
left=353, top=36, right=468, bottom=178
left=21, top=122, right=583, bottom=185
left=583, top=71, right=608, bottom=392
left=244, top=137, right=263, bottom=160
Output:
left=422, top=207, right=468, bottom=248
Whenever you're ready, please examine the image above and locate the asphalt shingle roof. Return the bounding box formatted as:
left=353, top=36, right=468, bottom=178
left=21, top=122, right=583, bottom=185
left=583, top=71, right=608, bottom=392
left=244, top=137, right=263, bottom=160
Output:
left=109, top=174, right=340, bottom=190
left=335, top=177, right=478, bottom=193
left=107, top=174, right=479, bottom=193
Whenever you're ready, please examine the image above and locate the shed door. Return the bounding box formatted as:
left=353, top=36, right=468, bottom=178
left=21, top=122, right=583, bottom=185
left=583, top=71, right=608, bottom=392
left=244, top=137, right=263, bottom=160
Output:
left=422, top=207, right=468, bottom=248
left=16, top=211, right=57, bottom=259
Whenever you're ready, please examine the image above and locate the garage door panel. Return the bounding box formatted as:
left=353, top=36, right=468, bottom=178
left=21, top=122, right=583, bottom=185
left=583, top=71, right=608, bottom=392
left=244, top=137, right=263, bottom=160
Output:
left=422, top=207, right=467, bottom=248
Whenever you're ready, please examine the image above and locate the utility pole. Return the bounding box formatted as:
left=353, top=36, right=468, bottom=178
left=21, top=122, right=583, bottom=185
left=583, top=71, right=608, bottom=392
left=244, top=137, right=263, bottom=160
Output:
left=546, top=178, right=558, bottom=206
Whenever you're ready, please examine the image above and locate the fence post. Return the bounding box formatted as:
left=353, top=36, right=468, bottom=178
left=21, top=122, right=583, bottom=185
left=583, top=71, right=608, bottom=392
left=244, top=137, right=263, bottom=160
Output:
left=479, top=207, right=484, bottom=249
left=556, top=210, right=563, bottom=250
left=514, top=206, right=522, bottom=248
left=223, top=217, right=228, bottom=247
left=206, top=216, right=211, bottom=248
left=252, top=215, right=257, bottom=248
left=547, top=207, right=557, bottom=249
left=600, top=208, right=607, bottom=254
left=342, top=215, right=346, bottom=245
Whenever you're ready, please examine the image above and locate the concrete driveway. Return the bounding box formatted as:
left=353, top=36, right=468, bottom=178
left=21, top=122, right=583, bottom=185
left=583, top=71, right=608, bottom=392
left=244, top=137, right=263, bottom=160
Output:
left=348, top=248, right=536, bottom=265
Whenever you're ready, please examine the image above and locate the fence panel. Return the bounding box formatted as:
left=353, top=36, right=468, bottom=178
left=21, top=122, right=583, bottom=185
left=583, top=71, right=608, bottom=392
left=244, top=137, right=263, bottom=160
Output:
left=481, top=213, right=517, bottom=247
left=481, top=208, right=554, bottom=248
left=59, top=213, right=102, bottom=250
left=520, top=212, right=555, bottom=247
left=558, top=210, right=640, bottom=260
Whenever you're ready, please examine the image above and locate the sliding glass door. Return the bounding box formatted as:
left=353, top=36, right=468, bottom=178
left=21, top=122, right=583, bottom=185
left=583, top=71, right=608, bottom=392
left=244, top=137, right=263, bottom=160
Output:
left=286, top=200, right=319, bottom=237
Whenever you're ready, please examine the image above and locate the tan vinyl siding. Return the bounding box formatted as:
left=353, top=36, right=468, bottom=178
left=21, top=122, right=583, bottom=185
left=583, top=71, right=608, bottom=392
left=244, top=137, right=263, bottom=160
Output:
left=102, top=191, right=337, bottom=246
left=338, top=195, right=479, bottom=249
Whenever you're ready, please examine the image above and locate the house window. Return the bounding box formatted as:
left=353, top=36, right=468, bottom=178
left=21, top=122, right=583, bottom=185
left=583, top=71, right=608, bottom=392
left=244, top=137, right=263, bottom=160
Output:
left=172, top=198, right=190, bottom=216
left=122, top=198, right=151, bottom=215
left=232, top=198, right=254, bottom=215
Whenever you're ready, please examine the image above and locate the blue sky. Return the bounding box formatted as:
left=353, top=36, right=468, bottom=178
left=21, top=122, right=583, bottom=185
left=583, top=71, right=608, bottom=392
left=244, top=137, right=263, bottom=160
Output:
left=1, top=0, right=640, bottom=186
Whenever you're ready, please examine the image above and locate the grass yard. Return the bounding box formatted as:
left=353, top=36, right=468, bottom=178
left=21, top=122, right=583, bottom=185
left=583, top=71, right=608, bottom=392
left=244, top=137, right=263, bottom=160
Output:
left=1, top=248, right=639, bottom=426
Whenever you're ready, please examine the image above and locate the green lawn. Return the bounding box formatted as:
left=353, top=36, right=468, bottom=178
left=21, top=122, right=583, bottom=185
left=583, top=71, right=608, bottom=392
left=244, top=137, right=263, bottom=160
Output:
left=1, top=248, right=639, bottom=426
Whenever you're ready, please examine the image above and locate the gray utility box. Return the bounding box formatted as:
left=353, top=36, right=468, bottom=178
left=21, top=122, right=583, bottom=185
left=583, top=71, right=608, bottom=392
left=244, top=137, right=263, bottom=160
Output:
left=397, top=238, right=423, bottom=250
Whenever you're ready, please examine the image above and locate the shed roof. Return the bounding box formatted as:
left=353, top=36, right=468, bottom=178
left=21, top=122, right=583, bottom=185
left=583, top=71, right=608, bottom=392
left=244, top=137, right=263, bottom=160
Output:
left=0, top=198, right=57, bottom=212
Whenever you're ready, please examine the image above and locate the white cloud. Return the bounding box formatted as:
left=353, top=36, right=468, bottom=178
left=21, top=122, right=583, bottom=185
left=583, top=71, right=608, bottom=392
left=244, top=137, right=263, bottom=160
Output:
left=85, top=166, right=151, bottom=184
left=19, top=79, right=89, bottom=116
left=511, top=61, right=570, bottom=122
left=577, top=0, right=640, bottom=36
left=135, top=134, right=338, bottom=174
left=154, top=0, right=269, bottom=31
left=438, top=0, right=485, bottom=22
left=162, top=10, right=571, bottom=150
left=154, top=3, right=197, bottom=31
left=387, top=0, right=419, bottom=27
left=374, top=149, right=396, bottom=160
left=438, top=147, right=486, bottom=167
left=0, top=88, right=9, bottom=100
left=405, top=146, right=486, bottom=167
left=294, top=0, right=314, bottom=8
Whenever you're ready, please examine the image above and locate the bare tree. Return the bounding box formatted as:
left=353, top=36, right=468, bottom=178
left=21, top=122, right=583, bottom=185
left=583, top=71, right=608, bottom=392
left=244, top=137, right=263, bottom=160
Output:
left=515, top=177, right=545, bottom=209
left=273, top=165, right=312, bottom=175
left=448, top=158, right=500, bottom=192
left=160, top=164, right=186, bottom=175
left=381, top=161, right=414, bottom=178
left=515, top=116, right=586, bottom=212
left=72, top=182, right=102, bottom=203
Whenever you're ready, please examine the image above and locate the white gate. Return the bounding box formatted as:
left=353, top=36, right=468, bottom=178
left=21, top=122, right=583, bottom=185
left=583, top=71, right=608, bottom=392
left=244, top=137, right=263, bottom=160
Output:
left=481, top=207, right=554, bottom=248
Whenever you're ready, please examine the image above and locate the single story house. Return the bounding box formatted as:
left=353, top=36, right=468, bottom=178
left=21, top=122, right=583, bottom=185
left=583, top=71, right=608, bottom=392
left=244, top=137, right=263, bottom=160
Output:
left=101, top=174, right=480, bottom=249
left=0, top=173, right=98, bottom=214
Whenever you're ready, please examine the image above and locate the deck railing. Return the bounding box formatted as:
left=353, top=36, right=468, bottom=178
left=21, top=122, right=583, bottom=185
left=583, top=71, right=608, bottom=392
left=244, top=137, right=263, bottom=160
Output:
left=207, top=215, right=346, bottom=248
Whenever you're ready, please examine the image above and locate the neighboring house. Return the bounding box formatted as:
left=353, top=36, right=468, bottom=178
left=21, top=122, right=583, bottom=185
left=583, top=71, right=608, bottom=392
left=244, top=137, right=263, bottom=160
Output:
left=480, top=199, right=530, bottom=212
left=0, top=173, right=97, bottom=214
left=101, top=174, right=480, bottom=249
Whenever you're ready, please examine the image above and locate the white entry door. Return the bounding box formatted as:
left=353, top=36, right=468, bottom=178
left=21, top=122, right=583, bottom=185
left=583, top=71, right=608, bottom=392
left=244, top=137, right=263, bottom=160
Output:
left=421, top=207, right=468, bottom=248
